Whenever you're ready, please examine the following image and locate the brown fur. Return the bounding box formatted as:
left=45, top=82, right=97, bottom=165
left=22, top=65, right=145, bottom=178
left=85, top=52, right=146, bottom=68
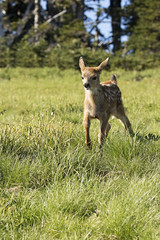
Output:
left=79, top=57, right=133, bottom=148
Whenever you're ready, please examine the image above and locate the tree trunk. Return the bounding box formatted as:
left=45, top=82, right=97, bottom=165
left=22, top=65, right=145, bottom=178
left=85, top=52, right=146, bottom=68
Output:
left=7, top=0, right=34, bottom=46
left=47, top=0, right=61, bottom=27
left=72, top=0, right=84, bottom=21
left=0, top=6, right=5, bottom=37
left=34, top=0, right=40, bottom=41
left=110, top=0, right=121, bottom=52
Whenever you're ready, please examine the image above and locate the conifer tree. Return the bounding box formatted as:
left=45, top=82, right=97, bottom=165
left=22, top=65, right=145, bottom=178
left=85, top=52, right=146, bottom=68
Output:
left=1, top=0, right=35, bottom=45
left=124, top=0, right=160, bottom=67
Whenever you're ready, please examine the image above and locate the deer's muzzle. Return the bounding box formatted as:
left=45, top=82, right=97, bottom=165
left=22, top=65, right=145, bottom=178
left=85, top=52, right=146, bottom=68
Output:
left=83, top=83, right=90, bottom=89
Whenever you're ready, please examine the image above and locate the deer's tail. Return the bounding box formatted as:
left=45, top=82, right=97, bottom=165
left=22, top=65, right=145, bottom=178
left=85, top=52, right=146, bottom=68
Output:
left=111, top=74, right=117, bottom=85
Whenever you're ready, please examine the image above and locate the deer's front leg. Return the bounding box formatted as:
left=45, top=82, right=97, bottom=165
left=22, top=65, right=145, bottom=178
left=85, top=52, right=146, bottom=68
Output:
left=83, top=113, right=92, bottom=149
left=98, top=115, right=109, bottom=146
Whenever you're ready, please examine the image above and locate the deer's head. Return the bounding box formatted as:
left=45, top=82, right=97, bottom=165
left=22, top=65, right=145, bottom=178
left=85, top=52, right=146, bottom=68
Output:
left=79, top=57, right=109, bottom=90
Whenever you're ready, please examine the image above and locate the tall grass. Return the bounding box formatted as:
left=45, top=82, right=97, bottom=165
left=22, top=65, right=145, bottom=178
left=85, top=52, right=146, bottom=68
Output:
left=0, top=67, right=160, bottom=239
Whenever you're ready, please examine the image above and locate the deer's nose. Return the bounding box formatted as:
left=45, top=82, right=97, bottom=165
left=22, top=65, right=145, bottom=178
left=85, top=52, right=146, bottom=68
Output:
left=84, top=83, right=90, bottom=89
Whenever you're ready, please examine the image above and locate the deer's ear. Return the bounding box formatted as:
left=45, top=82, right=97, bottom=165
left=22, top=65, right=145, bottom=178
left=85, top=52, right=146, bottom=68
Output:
left=79, top=57, right=86, bottom=71
left=98, top=58, right=109, bottom=71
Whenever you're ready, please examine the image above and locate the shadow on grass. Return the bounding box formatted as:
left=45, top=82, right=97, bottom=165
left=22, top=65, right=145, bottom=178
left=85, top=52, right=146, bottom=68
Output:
left=136, top=132, right=160, bottom=142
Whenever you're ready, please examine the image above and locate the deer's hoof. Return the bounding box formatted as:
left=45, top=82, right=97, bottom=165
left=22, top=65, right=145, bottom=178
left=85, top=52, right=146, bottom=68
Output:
left=86, top=141, right=92, bottom=150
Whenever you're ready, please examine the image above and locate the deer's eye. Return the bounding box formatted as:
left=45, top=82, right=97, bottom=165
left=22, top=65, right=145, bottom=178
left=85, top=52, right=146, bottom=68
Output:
left=92, top=76, right=97, bottom=80
left=81, top=75, right=84, bottom=80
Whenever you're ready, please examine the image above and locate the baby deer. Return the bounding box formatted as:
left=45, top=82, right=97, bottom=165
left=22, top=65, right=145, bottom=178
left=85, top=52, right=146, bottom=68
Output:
left=79, top=57, right=133, bottom=148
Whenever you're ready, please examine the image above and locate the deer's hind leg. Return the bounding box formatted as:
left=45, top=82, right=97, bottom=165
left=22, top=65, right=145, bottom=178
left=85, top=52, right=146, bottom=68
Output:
left=114, top=104, right=134, bottom=136
left=105, top=122, right=111, bottom=137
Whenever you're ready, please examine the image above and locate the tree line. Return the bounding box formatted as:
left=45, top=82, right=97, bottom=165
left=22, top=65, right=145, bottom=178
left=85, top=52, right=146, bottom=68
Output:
left=0, top=0, right=160, bottom=70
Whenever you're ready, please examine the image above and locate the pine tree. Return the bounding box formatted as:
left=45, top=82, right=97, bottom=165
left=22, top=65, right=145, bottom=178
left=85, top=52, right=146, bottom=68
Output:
left=0, top=0, right=108, bottom=68
left=124, top=0, right=160, bottom=67
left=1, top=0, right=34, bottom=45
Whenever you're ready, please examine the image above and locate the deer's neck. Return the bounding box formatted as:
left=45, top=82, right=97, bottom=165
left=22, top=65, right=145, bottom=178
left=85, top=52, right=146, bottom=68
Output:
left=85, top=85, right=102, bottom=97
left=85, top=86, right=104, bottom=107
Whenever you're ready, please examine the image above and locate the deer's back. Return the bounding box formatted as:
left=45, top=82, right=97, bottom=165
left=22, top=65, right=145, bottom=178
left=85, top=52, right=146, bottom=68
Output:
left=101, top=83, right=122, bottom=105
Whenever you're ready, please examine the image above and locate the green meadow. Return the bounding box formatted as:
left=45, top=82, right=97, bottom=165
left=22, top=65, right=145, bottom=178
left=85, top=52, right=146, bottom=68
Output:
left=0, top=67, right=160, bottom=239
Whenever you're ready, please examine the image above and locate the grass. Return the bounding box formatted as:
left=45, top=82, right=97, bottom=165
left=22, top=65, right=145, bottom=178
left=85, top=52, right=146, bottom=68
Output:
left=0, top=67, right=160, bottom=239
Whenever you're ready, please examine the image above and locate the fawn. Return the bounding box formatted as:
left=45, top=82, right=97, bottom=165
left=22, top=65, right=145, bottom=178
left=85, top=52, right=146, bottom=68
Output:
left=79, top=56, right=133, bottom=148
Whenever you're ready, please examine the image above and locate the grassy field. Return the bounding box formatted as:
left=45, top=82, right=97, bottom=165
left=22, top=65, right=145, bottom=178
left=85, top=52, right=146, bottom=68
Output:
left=0, top=67, right=160, bottom=240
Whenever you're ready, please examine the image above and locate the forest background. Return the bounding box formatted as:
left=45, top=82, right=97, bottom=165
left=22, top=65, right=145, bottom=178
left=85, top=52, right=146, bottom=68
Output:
left=0, top=0, right=160, bottom=70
